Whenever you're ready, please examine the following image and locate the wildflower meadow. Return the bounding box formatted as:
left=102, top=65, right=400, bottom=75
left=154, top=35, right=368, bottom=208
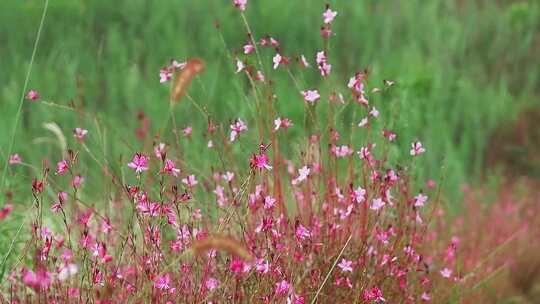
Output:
left=0, top=0, right=539, bottom=303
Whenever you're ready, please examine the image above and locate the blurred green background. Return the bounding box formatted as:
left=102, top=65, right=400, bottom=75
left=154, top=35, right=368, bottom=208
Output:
left=0, top=0, right=539, bottom=207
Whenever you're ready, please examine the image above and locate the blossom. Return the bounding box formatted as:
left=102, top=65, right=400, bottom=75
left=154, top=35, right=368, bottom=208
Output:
left=273, top=53, right=283, bottom=69
left=421, top=292, right=431, bottom=301
left=159, top=67, right=172, bottom=83
left=161, top=159, right=180, bottom=177
left=9, top=154, right=22, bottom=165
left=352, top=186, right=366, bottom=203
left=26, top=90, right=40, bottom=101
left=358, top=117, right=369, bottom=128
left=369, top=107, right=379, bottom=118
left=72, top=175, right=84, bottom=188
left=182, top=126, right=192, bottom=137
left=154, top=274, right=171, bottom=290
left=182, top=174, right=198, bottom=187
left=383, top=130, right=396, bottom=141
left=331, top=145, right=353, bottom=158
left=243, top=42, right=254, bottom=55
left=292, top=166, right=310, bottom=185
left=222, top=171, right=235, bottom=182
left=295, top=224, right=311, bottom=240
left=235, top=59, right=245, bottom=73
left=275, top=280, right=291, bottom=297
left=58, top=264, right=78, bottom=281
left=440, top=268, right=453, bottom=278
left=205, top=277, right=220, bottom=291
left=154, top=143, right=166, bottom=159
left=414, top=193, right=428, bottom=207
left=0, top=204, right=13, bottom=220
left=370, top=198, right=385, bottom=211
left=230, top=119, right=248, bottom=142
left=300, top=54, right=310, bottom=68
left=274, top=117, right=292, bottom=131
left=73, top=128, right=88, bottom=141
left=315, top=51, right=332, bottom=77
left=337, top=258, right=353, bottom=273
left=250, top=153, right=272, bottom=170
left=323, top=8, right=338, bottom=24
left=410, top=141, right=426, bottom=156
left=56, top=159, right=69, bottom=175
left=127, top=153, right=149, bottom=173
left=233, top=0, right=247, bottom=11
left=264, top=196, right=276, bottom=209
left=301, top=89, right=320, bottom=104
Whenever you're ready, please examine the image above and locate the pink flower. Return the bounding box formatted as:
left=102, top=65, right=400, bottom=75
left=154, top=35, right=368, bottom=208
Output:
left=292, top=166, right=310, bottom=185
left=352, top=186, right=366, bottom=203
left=337, top=258, right=353, bottom=273
left=205, top=278, right=220, bottom=291
left=440, top=268, right=453, bottom=278
left=255, top=70, right=265, bottom=82
left=250, top=153, right=273, bottom=170
left=8, top=154, right=22, bottom=165
left=301, top=89, right=320, bottom=104
left=0, top=204, right=13, bottom=220
left=264, top=196, right=276, bottom=209
left=383, top=130, right=396, bottom=141
left=255, top=259, right=270, bottom=274
left=26, top=90, right=40, bottom=101
left=243, top=43, right=254, bottom=55
left=182, top=126, right=192, bottom=137
left=154, top=274, right=171, bottom=290
left=73, top=128, right=88, bottom=141
left=161, top=159, right=180, bottom=177
left=273, top=53, right=283, bottom=69
left=71, top=175, right=84, bottom=188
left=222, top=171, right=235, bottom=182
left=331, top=145, right=353, bottom=158
left=56, top=159, right=69, bottom=175
left=421, top=292, right=431, bottom=301
left=128, top=153, right=149, bottom=173
left=233, top=0, right=247, bottom=11
left=58, top=264, right=78, bottom=281
left=159, top=67, right=172, bottom=83
left=370, top=198, right=385, bottom=211
left=182, top=174, right=198, bottom=187
left=274, top=117, right=292, bottom=131
left=363, top=286, right=385, bottom=302
left=414, top=193, right=428, bottom=207
left=22, top=268, right=51, bottom=291
left=275, top=280, right=291, bottom=297
left=369, top=107, right=379, bottom=118
left=315, top=51, right=331, bottom=77
left=410, top=141, right=426, bottom=156
left=323, top=8, right=338, bottom=24
left=358, top=117, right=369, bottom=128
left=230, top=119, right=248, bottom=142
left=154, top=143, right=166, bottom=159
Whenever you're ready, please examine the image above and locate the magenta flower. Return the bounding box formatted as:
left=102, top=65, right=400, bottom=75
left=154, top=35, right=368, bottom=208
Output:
left=323, top=8, right=338, bottom=24
left=292, top=166, right=310, bottom=185
left=295, top=224, right=311, bottom=240
left=8, top=154, right=22, bottom=165
left=301, top=89, right=320, bottom=104
left=243, top=43, right=254, bottom=55
left=274, top=117, right=292, bottom=131
left=205, top=277, right=220, bottom=291
left=250, top=153, right=272, bottom=170
left=410, top=141, right=426, bottom=156
left=73, top=128, right=88, bottom=142
left=127, top=153, right=149, bottom=173
left=161, top=159, right=180, bottom=177
left=26, top=90, right=40, bottom=101
left=154, top=274, right=171, bottom=290
left=182, top=174, right=198, bottom=187
left=71, top=175, right=84, bottom=189
left=56, top=159, right=69, bottom=175
left=274, top=280, right=291, bottom=297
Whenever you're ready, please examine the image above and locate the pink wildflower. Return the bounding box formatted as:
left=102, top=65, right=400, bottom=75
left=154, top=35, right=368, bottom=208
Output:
left=56, top=159, right=69, bottom=175
left=9, top=154, right=22, bottom=165
left=370, top=198, right=385, bottom=211
left=301, top=89, right=320, bottom=104
left=233, top=0, right=247, bottom=11
left=161, top=159, right=181, bottom=177
left=410, top=141, right=426, bottom=156
left=414, top=193, right=428, bottom=207
left=73, top=128, right=88, bottom=141
left=230, top=119, right=248, bottom=142
left=26, top=90, right=40, bottom=101
left=292, top=166, right=310, bottom=185
left=275, top=280, right=291, bottom=297
left=323, top=8, right=338, bottom=24
left=337, top=258, right=354, bottom=273
left=127, top=153, right=149, bottom=173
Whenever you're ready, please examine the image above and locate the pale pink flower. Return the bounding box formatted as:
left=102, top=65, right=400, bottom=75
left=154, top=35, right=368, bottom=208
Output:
left=323, top=8, right=338, bottom=24
left=300, top=54, right=310, bottom=68
left=352, top=186, right=366, bottom=203
left=73, top=128, right=88, bottom=141
left=128, top=153, right=149, bottom=173
left=161, top=159, right=180, bottom=177
left=154, top=143, right=166, bottom=159
left=255, top=259, right=270, bottom=274
left=358, top=117, right=369, bottom=128
left=370, top=198, right=385, bottom=211
left=26, top=90, right=40, bottom=101
left=182, top=126, right=192, bottom=137
left=233, top=0, right=247, bottom=11
left=56, top=159, right=69, bottom=175
left=205, top=278, right=220, bottom=291
left=316, top=51, right=327, bottom=65
left=414, top=193, right=428, bottom=207
left=301, top=89, right=320, bottom=103
left=235, top=59, right=245, bottom=73
left=255, top=70, right=265, bottom=82
left=410, top=141, right=426, bottom=156
left=440, top=268, right=453, bottom=278
left=383, top=130, right=396, bottom=141
left=264, top=195, right=276, bottom=209
left=369, top=107, right=379, bottom=118
left=8, top=154, right=22, bottom=165
left=159, top=67, right=172, bottom=83
left=273, top=53, right=283, bottom=69
left=58, top=264, right=78, bottom=281
left=421, top=292, right=431, bottom=301
left=292, top=166, right=310, bottom=185
left=71, top=175, right=84, bottom=188
left=337, top=258, right=353, bottom=273
left=318, top=62, right=332, bottom=77
left=332, top=145, right=353, bottom=158
left=182, top=174, right=198, bottom=187
left=230, top=119, right=248, bottom=142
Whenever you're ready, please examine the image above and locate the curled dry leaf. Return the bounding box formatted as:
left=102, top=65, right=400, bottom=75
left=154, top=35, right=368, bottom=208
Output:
left=191, top=235, right=253, bottom=261
left=170, top=58, right=205, bottom=104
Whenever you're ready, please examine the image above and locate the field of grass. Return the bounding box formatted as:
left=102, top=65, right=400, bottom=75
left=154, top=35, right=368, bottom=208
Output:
left=0, top=0, right=539, bottom=302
